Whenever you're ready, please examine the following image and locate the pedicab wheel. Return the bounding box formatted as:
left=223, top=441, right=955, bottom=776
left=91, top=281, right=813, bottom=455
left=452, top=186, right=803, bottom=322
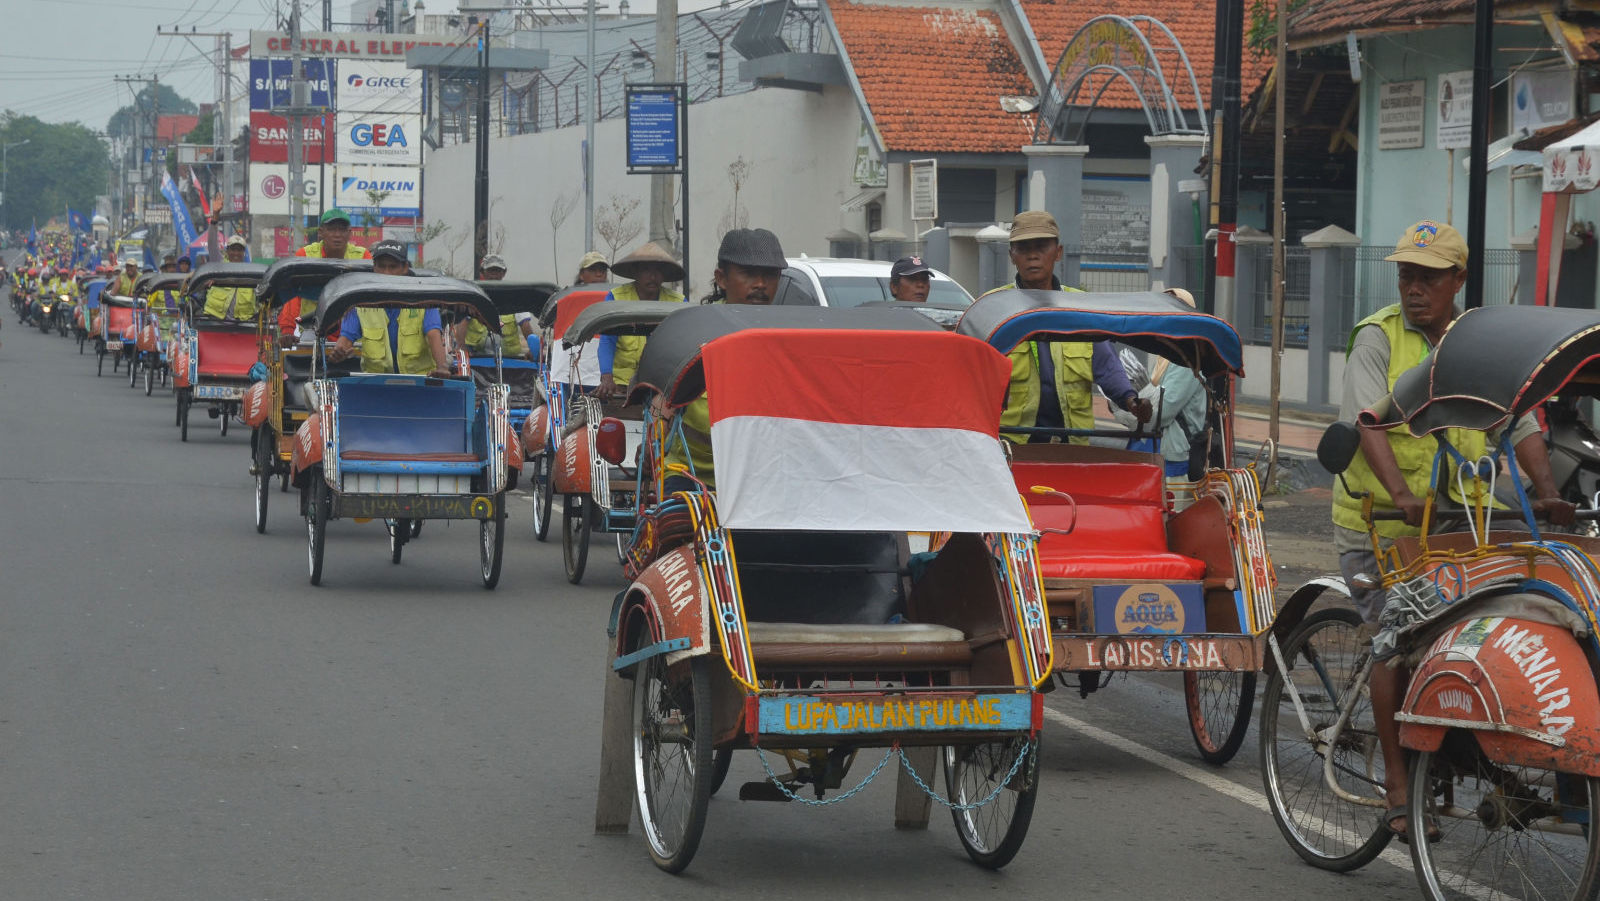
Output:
left=1184, top=670, right=1257, bottom=764
left=410, top=519, right=423, bottom=538
left=615, top=532, right=629, bottom=566
left=253, top=432, right=273, bottom=534
left=78, top=333, right=84, bottom=354
left=175, top=388, right=186, bottom=427
left=179, top=393, right=191, bottom=442
left=143, top=363, right=154, bottom=396
left=307, top=476, right=330, bottom=586
left=562, top=494, right=591, bottom=584
left=531, top=450, right=553, bottom=542
left=128, top=355, right=138, bottom=388
left=1407, top=742, right=1600, bottom=901
left=1260, top=607, right=1392, bottom=872
left=96, top=351, right=104, bottom=376
left=479, top=493, right=506, bottom=589
left=387, top=519, right=409, bottom=564
left=629, top=632, right=712, bottom=873
left=709, top=748, right=734, bottom=796
left=944, top=735, right=1040, bottom=869
left=219, top=407, right=229, bottom=437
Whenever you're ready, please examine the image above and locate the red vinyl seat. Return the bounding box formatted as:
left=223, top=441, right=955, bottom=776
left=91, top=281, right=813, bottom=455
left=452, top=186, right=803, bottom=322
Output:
left=1014, top=461, right=1206, bottom=581
left=195, top=330, right=258, bottom=378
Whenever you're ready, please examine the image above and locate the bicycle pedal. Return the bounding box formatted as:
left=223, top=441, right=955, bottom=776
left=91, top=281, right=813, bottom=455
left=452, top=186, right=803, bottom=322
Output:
left=738, top=781, right=795, bottom=803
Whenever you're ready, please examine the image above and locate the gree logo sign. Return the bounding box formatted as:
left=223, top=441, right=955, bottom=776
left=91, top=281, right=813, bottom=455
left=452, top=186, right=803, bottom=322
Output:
left=346, top=73, right=412, bottom=89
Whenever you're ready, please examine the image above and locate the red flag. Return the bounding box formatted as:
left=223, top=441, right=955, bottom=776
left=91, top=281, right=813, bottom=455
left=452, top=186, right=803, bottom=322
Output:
left=188, top=166, right=213, bottom=220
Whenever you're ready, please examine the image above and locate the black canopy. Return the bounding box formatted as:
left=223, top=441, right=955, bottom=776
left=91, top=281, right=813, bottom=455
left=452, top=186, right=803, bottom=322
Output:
left=134, top=271, right=186, bottom=297
left=956, top=288, right=1245, bottom=377
left=563, top=300, right=687, bottom=347
left=476, top=280, right=559, bottom=318
left=184, top=262, right=269, bottom=300
left=629, top=303, right=943, bottom=406
left=308, top=273, right=497, bottom=336
left=856, top=300, right=969, bottom=330
left=256, top=257, right=374, bottom=311
left=536, top=286, right=613, bottom=330
left=1370, top=305, right=1600, bottom=436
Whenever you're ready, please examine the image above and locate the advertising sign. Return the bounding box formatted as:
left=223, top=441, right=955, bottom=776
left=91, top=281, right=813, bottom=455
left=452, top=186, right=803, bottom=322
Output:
left=626, top=87, right=680, bottom=170
left=337, top=60, right=419, bottom=113
left=249, top=163, right=325, bottom=216
left=909, top=159, right=938, bottom=221
left=333, top=166, right=421, bottom=218
left=1512, top=69, right=1573, bottom=135
left=1377, top=80, right=1425, bottom=150
left=336, top=112, right=421, bottom=166
left=250, top=30, right=468, bottom=60
left=248, top=58, right=335, bottom=110
left=1437, top=71, right=1473, bottom=151
left=249, top=111, right=334, bottom=164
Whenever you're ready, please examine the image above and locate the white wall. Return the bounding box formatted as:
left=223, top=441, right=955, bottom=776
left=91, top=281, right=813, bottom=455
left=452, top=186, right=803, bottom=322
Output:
left=421, top=84, right=868, bottom=293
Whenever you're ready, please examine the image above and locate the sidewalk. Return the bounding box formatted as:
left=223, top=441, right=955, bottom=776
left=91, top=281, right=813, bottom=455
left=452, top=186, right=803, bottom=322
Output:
left=1233, top=408, right=1328, bottom=458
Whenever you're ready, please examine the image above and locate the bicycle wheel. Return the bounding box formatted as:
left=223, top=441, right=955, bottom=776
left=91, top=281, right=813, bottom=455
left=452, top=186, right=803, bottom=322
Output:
left=563, top=494, right=590, bottom=585
left=253, top=432, right=272, bottom=534
left=709, top=748, right=734, bottom=796
left=1410, top=739, right=1600, bottom=901
left=307, top=476, right=329, bottom=586
left=143, top=363, right=153, bottom=396
left=945, top=735, right=1040, bottom=869
left=1185, top=670, right=1257, bottom=764
left=480, top=494, right=506, bottom=589
left=630, top=633, right=712, bottom=873
left=1260, top=606, right=1392, bottom=871
left=532, top=450, right=553, bottom=542
left=388, top=519, right=409, bottom=564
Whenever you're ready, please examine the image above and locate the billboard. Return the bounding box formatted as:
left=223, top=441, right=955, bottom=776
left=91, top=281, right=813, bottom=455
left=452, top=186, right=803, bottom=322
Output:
left=334, top=166, right=421, bottom=218
left=249, top=111, right=335, bottom=164
left=337, top=60, right=420, bottom=114
left=336, top=112, right=421, bottom=166
left=249, top=163, right=326, bottom=216
left=250, top=30, right=468, bottom=60
left=249, top=58, right=335, bottom=110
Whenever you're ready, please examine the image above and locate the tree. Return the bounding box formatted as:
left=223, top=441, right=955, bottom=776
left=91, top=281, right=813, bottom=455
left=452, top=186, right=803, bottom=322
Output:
left=0, top=113, right=110, bottom=230
left=594, top=193, right=642, bottom=262
left=106, top=84, right=197, bottom=140
left=547, top=187, right=580, bottom=277
left=718, top=156, right=752, bottom=236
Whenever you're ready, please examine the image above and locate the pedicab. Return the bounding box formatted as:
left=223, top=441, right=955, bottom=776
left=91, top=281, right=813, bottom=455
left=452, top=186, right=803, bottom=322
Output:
left=96, top=284, right=138, bottom=378
left=523, top=286, right=611, bottom=542
left=242, top=257, right=372, bottom=533
left=1263, top=305, right=1600, bottom=901
left=550, top=299, right=684, bottom=583
left=171, top=262, right=268, bottom=441
left=595, top=304, right=1050, bottom=874
left=75, top=276, right=108, bottom=354
left=466, top=279, right=558, bottom=436
left=289, top=273, right=521, bottom=588
left=957, top=288, right=1274, bottom=764
left=131, top=271, right=185, bottom=394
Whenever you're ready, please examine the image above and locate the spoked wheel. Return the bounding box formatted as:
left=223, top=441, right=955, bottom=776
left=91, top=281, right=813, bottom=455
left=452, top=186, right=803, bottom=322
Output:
left=78, top=333, right=84, bottom=354
left=562, top=494, right=591, bottom=584
left=1409, top=739, right=1600, bottom=901
left=410, top=519, right=423, bottom=539
left=1260, top=607, right=1392, bottom=871
left=616, top=531, right=629, bottom=566
left=1184, top=670, right=1257, bottom=764
left=143, top=363, right=154, bottom=396
left=531, top=450, right=554, bottom=542
left=629, top=632, right=712, bottom=873
left=219, top=407, right=230, bottom=437
left=944, top=735, right=1041, bottom=869
left=128, top=354, right=138, bottom=388
left=306, top=475, right=330, bottom=586
left=709, top=748, right=734, bottom=796
left=253, top=431, right=272, bottom=534
left=112, top=351, right=120, bottom=373
left=97, top=351, right=105, bottom=376
left=179, top=393, right=190, bottom=442
left=387, top=519, right=410, bottom=564
left=479, top=493, right=506, bottom=589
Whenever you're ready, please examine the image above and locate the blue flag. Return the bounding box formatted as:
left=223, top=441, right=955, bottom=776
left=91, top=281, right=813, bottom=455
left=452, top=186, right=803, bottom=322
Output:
left=67, top=208, right=90, bottom=233
left=26, top=223, right=36, bottom=253
left=143, top=243, right=159, bottom=272
left=159, top=171, right=199, bottom=250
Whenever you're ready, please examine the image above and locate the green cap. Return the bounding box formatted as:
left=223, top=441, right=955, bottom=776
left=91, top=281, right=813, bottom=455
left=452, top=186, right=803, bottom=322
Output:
left=319, top=208, right=351, bottom=226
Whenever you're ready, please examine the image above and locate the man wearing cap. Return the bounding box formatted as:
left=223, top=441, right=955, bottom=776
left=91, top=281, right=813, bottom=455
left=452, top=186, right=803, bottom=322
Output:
left=278, top=209, right=372, bottom=340
left=988, top=209, right=1151, bottom=443
left=113, top=259, right=140, bottom=297
left=201, top=236, right=257, bottom=319
left=661, top=228, right=787, bottom=495
left=1335, top=218, right=1572, bottom=841
left=326, top=239, right=452, bottom=377
left=574, top=251, right=610, bottom=286
left=596, top=241, right=686, bottom=401
left=456, top=253, right=536, bottom=361
left=889, top=255, right=932, bottom=303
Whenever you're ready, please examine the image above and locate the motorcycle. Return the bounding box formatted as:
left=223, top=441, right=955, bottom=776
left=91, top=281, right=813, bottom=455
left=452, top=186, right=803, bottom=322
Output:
left=1546, top=395, right=1600, bottom=532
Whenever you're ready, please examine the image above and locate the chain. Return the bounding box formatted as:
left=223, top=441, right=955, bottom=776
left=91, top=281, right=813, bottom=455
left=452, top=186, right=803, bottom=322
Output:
left=754, top=745, right=897, bottom=806
left=753, top=739, right=1033, bottom=811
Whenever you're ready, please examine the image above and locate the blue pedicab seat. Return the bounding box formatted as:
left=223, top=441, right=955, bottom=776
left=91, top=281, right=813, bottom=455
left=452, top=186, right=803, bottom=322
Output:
left=336, top=375, right=484, bottom=473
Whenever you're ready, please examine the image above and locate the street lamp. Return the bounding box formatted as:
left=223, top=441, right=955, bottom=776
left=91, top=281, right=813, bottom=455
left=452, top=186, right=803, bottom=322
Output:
left=2, top=138, right=31, bottom=226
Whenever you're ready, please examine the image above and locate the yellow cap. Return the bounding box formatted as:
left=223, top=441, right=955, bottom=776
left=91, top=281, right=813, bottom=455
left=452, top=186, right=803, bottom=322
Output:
left=1384, top=219, right=1468, bottom=269
left=1009, top=210, right=1059, bottom=243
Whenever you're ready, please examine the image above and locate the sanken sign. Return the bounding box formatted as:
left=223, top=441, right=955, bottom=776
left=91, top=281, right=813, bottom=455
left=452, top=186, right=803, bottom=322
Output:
left=334, top=167, right=420, bottom=217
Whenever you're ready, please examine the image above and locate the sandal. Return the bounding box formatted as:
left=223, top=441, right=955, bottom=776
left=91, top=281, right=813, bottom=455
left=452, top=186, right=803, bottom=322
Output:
left=1382, top=806, right=1442, bottom=844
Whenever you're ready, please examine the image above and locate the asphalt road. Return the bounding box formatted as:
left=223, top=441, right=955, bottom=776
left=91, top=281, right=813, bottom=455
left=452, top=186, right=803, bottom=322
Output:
left=0, top=274, right=1422, bottom=900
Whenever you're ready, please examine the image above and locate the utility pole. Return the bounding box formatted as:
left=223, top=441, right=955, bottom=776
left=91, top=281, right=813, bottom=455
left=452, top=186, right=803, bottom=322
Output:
left=649, top=0, right=677, bottom=253
left=584, top=0, right=597, bottom=253
left=1464, top=0, right=1492, bottom=308
left=287, top=0, right=308, bottom=247
left=1204, top=0, right=1242, bottom=323
left=1268, top=0, right=1286, bottom=448
left=157, top=25, right=237, bottom=259
left=114, top=74, right=159, bottom=237
left=474, top=16, right=491, bottom=277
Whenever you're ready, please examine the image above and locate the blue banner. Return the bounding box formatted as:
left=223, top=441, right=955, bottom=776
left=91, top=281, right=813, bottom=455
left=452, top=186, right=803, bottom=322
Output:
left=160, top=171, right=199, bottom=251
left=26, top=224, right=36, bottom=253
left=67, top=208, right=90, bottom=233
left=249, top=59, right=334, bottom=110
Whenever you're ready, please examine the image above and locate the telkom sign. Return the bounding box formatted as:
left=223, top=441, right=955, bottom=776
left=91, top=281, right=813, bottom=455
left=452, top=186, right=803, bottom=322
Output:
left=337, top=112, right=421, bottom=165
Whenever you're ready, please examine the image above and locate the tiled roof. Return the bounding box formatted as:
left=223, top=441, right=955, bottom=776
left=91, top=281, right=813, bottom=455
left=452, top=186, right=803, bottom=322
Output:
left=830, top=2, right=1036, bottom=154
left=1286, top=0, right=1543, bottom=48
left=157, top=115, right=200, bottom=143
left=1019, top=0, right=1271, bottom=114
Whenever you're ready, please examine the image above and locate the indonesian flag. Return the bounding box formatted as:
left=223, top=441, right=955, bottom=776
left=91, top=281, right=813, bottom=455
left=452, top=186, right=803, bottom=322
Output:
left=701, top=328, right=1032, bottom=533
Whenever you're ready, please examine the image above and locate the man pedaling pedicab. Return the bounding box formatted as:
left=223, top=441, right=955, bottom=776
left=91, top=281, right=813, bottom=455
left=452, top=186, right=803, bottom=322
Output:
left=278, top=209, right=372, bottom=346
left=984, top=210, right=1153, bottom=441
left=658, top=227, right=786, bottom=497
left=1335, top=218, right=1576, bottom=843
left=453, top=253, right=536, bottom=361
left=324, top=239, right=452, bottom=378
left=595, top=241, right=686, bottom=401
left=201, top=236, right=258, bottom=319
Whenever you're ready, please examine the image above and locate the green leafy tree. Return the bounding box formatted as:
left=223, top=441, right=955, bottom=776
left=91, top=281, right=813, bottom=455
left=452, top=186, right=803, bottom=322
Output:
left=107, top=84, right=197, bottom=140
left=0, top=113, right=110, bottom=230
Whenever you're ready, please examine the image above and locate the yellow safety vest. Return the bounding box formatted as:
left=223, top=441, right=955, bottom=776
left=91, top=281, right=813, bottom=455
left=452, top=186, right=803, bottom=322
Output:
left=203, top=286, right=258, bottom=320
left=606, top=282, right=685, bottom=385
left=1332, top=304, right=1489, bottom=537
left=982, top=281, right=1095, bottom=443
left=463, top=315, right=526, bottom=357
left=114, top=274, right=138, bottom=296
left=662, top=393, right=715, bottom=490
left=356, top=308, right=434, bottom=375
left=294, top=241, right=370, bottom=318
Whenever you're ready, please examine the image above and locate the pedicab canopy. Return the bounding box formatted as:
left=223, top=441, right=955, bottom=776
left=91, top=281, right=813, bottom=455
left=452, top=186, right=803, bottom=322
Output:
left=476, top=280, right=559, bottom=320
left=561, top=300, right=687, bottom=348
left=856, top=299, right=970, bottom=330
left=256, top=257, right=374, bottom=311
left=957, top=289, right=1245, bottom=378
left=133, top=271, right=186, bottom=299
left=1362, top=305, right=1600, bottom=437
left=307, top=273, right=499, bottom=337
left=183, top=262, right=269, bottom=302
left=633, top=304, right=1033, bottom=534
left=537, top=286, right=611, bottom=336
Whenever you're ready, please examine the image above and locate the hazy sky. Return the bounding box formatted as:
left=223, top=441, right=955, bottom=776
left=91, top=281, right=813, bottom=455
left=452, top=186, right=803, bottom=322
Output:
left=1, top=0, right=708, bottom=131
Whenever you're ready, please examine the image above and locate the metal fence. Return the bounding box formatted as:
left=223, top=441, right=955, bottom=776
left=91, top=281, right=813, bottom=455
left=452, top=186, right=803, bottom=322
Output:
left=1350, top=245, right=1521, bottom=321
left=1078, top=251, right=1149, bottom=293
left=1249, top=245, right=1311, bottom=348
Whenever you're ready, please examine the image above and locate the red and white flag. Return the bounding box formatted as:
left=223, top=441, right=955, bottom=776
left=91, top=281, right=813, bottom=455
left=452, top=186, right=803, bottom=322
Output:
left=700, top=328, right=1031, bottom=533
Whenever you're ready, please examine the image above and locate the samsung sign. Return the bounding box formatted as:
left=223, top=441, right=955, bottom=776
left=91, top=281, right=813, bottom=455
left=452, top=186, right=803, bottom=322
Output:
left=249, top=59, right=334, bottom=110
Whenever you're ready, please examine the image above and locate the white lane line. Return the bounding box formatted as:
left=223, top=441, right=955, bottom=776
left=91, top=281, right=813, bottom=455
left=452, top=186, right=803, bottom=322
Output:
left=1040, top=706, right=1418, bottom=876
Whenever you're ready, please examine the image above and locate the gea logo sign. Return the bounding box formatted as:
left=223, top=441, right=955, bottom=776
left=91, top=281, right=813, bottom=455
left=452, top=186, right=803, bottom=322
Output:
left=349, top=122, right=409, bottom=147
left=346, top=73, right=412, bottom=89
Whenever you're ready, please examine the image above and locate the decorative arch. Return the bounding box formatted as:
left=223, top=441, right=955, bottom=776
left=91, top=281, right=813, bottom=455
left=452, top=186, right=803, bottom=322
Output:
left=1033, top=15, right=1208, bottom=145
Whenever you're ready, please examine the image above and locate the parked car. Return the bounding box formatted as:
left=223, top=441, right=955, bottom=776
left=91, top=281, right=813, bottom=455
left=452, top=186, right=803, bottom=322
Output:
left=774, top=256, right=973, bottom=327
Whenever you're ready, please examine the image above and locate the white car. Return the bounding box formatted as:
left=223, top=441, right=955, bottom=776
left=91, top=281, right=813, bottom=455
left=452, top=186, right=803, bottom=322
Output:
left=774, top=256, right=973, bottom=327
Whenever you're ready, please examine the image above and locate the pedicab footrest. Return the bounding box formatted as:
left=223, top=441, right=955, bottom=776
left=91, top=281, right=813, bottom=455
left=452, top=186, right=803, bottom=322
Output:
left=748, top=622, right=971, bottom=668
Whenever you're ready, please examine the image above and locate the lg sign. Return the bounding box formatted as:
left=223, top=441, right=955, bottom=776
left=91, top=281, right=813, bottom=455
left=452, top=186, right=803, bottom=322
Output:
left=350, top=122, right=409, bottom=147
